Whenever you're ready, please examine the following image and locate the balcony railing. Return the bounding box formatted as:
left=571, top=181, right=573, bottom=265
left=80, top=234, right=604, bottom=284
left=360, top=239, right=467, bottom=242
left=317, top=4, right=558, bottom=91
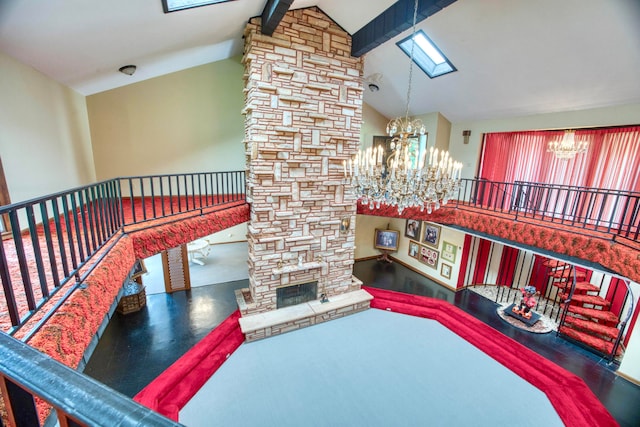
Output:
left=0, top=331, right=182, bottom=426
left=2, top=173, right=639, bottom=426
left=456, top=179, right=640, bottom=247
left=0, top=171, right=245, bottom=337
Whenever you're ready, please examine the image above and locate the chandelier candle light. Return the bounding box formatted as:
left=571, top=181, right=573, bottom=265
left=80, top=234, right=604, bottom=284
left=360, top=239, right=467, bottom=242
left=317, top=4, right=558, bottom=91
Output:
left=547, top=130, right=588, bottom=160
left=343, top=0, right=462, bottom=214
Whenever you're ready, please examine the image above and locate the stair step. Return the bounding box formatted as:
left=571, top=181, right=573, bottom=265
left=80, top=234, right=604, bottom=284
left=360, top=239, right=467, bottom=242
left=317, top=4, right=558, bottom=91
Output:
left=543, top=259, right=568, bottom=269
left=558, top=326, right=623, bottom=356
left=564, top=305, right=619, bottom=324
left=563, top=294, right=611, bottom=308
left=553, top=281, right=600, bottom=293
left=549, top=269, right=587, bottom=280
left=563, top=316, right=620, bottom=340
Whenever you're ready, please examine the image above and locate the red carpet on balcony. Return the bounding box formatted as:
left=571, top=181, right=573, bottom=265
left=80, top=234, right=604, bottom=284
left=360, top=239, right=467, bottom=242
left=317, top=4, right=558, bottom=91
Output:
left=1, top=199, right=249, bottom=334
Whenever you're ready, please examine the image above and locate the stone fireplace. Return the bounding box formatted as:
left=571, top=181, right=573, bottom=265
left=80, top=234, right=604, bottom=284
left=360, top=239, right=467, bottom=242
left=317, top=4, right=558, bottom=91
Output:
left=236, top=7, right=372, bottom=341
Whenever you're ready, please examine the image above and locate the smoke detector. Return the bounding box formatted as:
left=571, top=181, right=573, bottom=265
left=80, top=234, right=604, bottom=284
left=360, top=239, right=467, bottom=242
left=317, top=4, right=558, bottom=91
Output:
left=364, top=73, right=383, bottom=92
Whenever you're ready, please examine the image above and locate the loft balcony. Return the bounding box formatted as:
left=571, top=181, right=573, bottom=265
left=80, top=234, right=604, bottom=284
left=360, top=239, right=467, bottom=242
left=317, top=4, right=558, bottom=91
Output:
left=1, top=172, right=638, bottom=425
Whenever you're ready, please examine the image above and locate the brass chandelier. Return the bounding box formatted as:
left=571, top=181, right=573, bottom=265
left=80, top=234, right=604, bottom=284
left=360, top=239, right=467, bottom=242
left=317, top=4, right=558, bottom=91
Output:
left=344, top=0, right=462, bottom=215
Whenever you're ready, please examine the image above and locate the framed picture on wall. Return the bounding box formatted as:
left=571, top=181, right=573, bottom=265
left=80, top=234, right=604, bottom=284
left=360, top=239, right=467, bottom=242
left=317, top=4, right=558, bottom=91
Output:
left=408, top=240, right=420, bottom=259
left=422, top=222, right=441, bottom=248
left=405, top=219, right=421, bottom=239
left=441, top=263, right=452, bottom=279
left=374, top=228, right=400, bottom=251
left=419, top=245, right=439, bottom=269
left=441, top=241, right=457, bottom=263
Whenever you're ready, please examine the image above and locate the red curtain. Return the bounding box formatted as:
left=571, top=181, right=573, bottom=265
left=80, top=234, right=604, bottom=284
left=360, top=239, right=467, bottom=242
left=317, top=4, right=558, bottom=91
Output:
left=479, top=126, right=640, bottom=226
left=479, top=126, right=640, bottom=190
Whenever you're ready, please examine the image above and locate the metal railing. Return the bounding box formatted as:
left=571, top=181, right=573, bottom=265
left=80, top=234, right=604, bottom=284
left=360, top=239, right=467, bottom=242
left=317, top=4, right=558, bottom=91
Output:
left=0, top=331, right=182, bottom=426
left=2, top=173, right=639, bottom=425
left=456, top=178, right=640, bottom=246
left=0, top=171, right=245, bottom=336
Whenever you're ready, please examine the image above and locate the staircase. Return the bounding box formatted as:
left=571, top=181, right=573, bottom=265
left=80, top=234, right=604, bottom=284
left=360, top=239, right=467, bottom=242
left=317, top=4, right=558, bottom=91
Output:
left=544, top=260, right=625, bottom=360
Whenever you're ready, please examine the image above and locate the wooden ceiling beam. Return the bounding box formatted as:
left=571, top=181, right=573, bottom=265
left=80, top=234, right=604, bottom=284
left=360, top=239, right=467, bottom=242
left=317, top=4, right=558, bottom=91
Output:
left=261, top=0, right=294, bottom=36
left=351, top=0, right=457, bottom=57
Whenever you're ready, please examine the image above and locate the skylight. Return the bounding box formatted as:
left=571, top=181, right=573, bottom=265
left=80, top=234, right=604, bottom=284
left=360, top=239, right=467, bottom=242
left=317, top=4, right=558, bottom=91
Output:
left=397, top=30, right=456, bottom=79
left=162, top=0, right=233, bottom=13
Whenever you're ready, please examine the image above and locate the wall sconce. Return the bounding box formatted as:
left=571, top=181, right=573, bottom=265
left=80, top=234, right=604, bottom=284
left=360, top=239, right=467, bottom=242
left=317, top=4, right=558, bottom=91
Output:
left=462, top=130, right=471, bottom=144
left=340, top=216, right=351, bottom=234
left=118, top=65, right=137, bottom=76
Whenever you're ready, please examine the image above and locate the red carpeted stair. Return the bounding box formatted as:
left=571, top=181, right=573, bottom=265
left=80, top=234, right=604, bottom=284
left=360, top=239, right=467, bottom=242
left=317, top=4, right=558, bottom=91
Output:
left=548, top=268, right=587, bottom=280
left=563, top=316, right=620, bottom=340
left=558, top=326, right=623, bottom=357
left=563, top=304, right=619, bottom=324
left=545, top=260, right=624, bottom=359
left=552, top=280, right=600, bottom=293
left=566, top=293, right=610, bottom=308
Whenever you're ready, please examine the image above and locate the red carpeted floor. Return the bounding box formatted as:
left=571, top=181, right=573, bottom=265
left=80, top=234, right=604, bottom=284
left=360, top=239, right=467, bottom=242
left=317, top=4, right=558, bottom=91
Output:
left=1, top=196, right=247, bottom=334
left=134, top=287, right=617, bottom=427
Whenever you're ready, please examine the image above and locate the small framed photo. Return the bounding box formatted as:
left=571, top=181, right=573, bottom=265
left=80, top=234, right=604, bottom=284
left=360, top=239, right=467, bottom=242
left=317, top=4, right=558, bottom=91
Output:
left=408, top=240, right=420, bottom=259
left=441, top=263, right=452, bottom=279
left=422, top=222, right=441, bottom=248
left=405, top=219, right=421, bottom=239
left=374, top=229, right=400, bottom=251
left=131, top=259, right=147, bottom=279
left=441, top=241, right=457, bottom=263
left=419, top=245, right=439, bottom=269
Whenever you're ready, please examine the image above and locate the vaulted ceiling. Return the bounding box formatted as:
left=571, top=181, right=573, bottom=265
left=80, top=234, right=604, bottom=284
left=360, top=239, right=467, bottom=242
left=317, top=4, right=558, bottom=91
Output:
left=1, top=0, right=639, bottom=122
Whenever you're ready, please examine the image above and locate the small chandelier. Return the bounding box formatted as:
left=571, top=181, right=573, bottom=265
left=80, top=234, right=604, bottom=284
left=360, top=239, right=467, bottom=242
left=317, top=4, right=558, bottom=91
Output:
left=343, top=0, right=462, bottom=215
left=547, top=130, right=588, bottom=160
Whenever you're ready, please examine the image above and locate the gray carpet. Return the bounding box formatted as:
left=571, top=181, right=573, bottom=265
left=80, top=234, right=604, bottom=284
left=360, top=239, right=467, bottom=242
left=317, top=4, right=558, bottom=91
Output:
left=180, top=309, right=563, bottom=427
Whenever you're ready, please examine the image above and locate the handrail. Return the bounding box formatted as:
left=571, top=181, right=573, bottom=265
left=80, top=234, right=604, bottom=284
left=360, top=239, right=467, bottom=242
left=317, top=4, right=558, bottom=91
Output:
left=456, top=178, right=640, bottom=246
left=1, top=171, right=246, bottom=336
left=0, top=331, right=182, bottom=426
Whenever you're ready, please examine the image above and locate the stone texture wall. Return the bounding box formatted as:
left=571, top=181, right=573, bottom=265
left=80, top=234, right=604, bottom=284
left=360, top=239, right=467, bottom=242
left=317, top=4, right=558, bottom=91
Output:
left=242, top=7, right=363, bottom=315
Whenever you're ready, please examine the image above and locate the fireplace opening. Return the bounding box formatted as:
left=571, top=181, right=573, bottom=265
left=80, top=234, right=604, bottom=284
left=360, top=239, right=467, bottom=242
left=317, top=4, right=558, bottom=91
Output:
left=277, top=282, right=317, bottom=309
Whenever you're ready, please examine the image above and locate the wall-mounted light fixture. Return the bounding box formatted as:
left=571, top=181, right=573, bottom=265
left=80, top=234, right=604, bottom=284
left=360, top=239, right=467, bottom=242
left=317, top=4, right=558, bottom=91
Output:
left=462, top=130, right=471, bottom=144
left=118, top=65, right=137, bottom=76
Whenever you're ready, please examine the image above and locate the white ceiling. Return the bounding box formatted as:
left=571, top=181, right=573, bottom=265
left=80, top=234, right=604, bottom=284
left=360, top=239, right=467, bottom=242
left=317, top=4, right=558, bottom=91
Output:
left=1, top=0, right=639, bottom=122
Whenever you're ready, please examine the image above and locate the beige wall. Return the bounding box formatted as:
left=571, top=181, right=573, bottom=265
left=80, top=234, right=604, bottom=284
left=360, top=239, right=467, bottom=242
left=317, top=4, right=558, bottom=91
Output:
left=87, top=58, right=246, bottom=180
left=355, top=214, right=465, bottom=290
left=411, top=112, right=452, bottom=151
left=0, top=51, right=95, bottom=204
left=448, top=103, right=640, bottom=179
left=620, top=317, right=640, bottom=384
left=360, top=102, right=389, bottom=148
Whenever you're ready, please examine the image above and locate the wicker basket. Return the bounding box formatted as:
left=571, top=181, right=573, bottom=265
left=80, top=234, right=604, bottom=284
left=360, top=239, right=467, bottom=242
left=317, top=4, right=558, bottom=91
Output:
left=117, top=280, right=146, bottom=314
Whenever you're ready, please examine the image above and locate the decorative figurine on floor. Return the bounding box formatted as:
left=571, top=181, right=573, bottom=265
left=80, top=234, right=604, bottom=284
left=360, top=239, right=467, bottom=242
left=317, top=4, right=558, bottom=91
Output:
left=512, top=285, right=538, bottom=319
